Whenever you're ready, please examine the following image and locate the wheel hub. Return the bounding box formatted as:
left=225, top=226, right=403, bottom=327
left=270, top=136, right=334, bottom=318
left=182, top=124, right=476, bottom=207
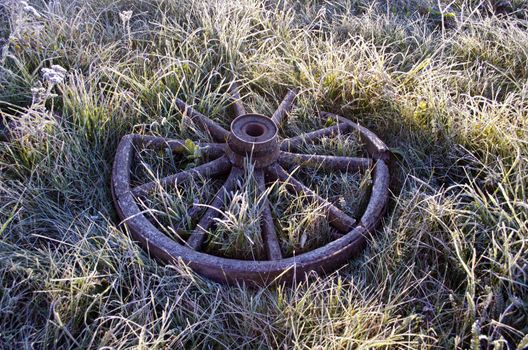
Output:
left=227, top=114, right=280, bottom=168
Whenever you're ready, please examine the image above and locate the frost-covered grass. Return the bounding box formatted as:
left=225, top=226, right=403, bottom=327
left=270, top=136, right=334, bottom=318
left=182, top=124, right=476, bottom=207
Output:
left=0, top=0, right=527, bottom=349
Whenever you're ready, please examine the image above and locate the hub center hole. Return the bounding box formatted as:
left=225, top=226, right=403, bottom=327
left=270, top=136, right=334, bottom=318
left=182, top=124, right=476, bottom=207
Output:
left=245, top=123, right=265, bottom=137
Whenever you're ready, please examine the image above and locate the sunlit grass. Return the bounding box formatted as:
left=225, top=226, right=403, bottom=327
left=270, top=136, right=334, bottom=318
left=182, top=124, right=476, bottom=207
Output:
left=0, top=0, right=527, bottom=349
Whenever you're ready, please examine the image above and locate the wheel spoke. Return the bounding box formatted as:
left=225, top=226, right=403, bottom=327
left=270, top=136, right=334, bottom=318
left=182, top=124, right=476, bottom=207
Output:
left=131, top=156, right=232, bottom=197
left=131, top=134, right=225, bottom=158
left=175, top=98, right=230, bottom=142
left=271, top=89, right=297, bottom=126
left=197, top=143, right=225, bottom=158
left=255, top=169, right=282, bottom=260
left=279, top=151, right=372, bottom=172
left=230, top=82, right=247, bottom=117
left=186, top=167, right=243, bottom=250
left=280, top=122, right=351, bottom=151
left=265, top=164, right=356, bottom=233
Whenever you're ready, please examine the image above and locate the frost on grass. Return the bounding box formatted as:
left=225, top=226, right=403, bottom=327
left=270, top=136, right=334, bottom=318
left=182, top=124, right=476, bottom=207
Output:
left=42, top=65, right=67, bottom=85
left=205, top=166, right=266, bottom=260
left=0, top=0, right=527, bottom=348
left=271, top=187, right=334, bottom=255
left=1, top=61, right=66, bottom=141
left=136, top=177, right=222, bottom=243
left=131, top=143, right=224, bottom=242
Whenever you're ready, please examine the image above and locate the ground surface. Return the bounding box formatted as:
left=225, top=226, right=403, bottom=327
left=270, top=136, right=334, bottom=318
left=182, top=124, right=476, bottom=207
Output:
left=0, top=0, right=527, bottom=349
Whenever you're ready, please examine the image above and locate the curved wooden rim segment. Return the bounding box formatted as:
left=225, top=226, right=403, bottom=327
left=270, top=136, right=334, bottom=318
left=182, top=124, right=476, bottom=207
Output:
left=111, top=87, right=390, bottom=285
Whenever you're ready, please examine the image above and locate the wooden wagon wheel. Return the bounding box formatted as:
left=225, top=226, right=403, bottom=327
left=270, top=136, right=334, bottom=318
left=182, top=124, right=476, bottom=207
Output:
left=111, top=84, right=390, bottom=285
